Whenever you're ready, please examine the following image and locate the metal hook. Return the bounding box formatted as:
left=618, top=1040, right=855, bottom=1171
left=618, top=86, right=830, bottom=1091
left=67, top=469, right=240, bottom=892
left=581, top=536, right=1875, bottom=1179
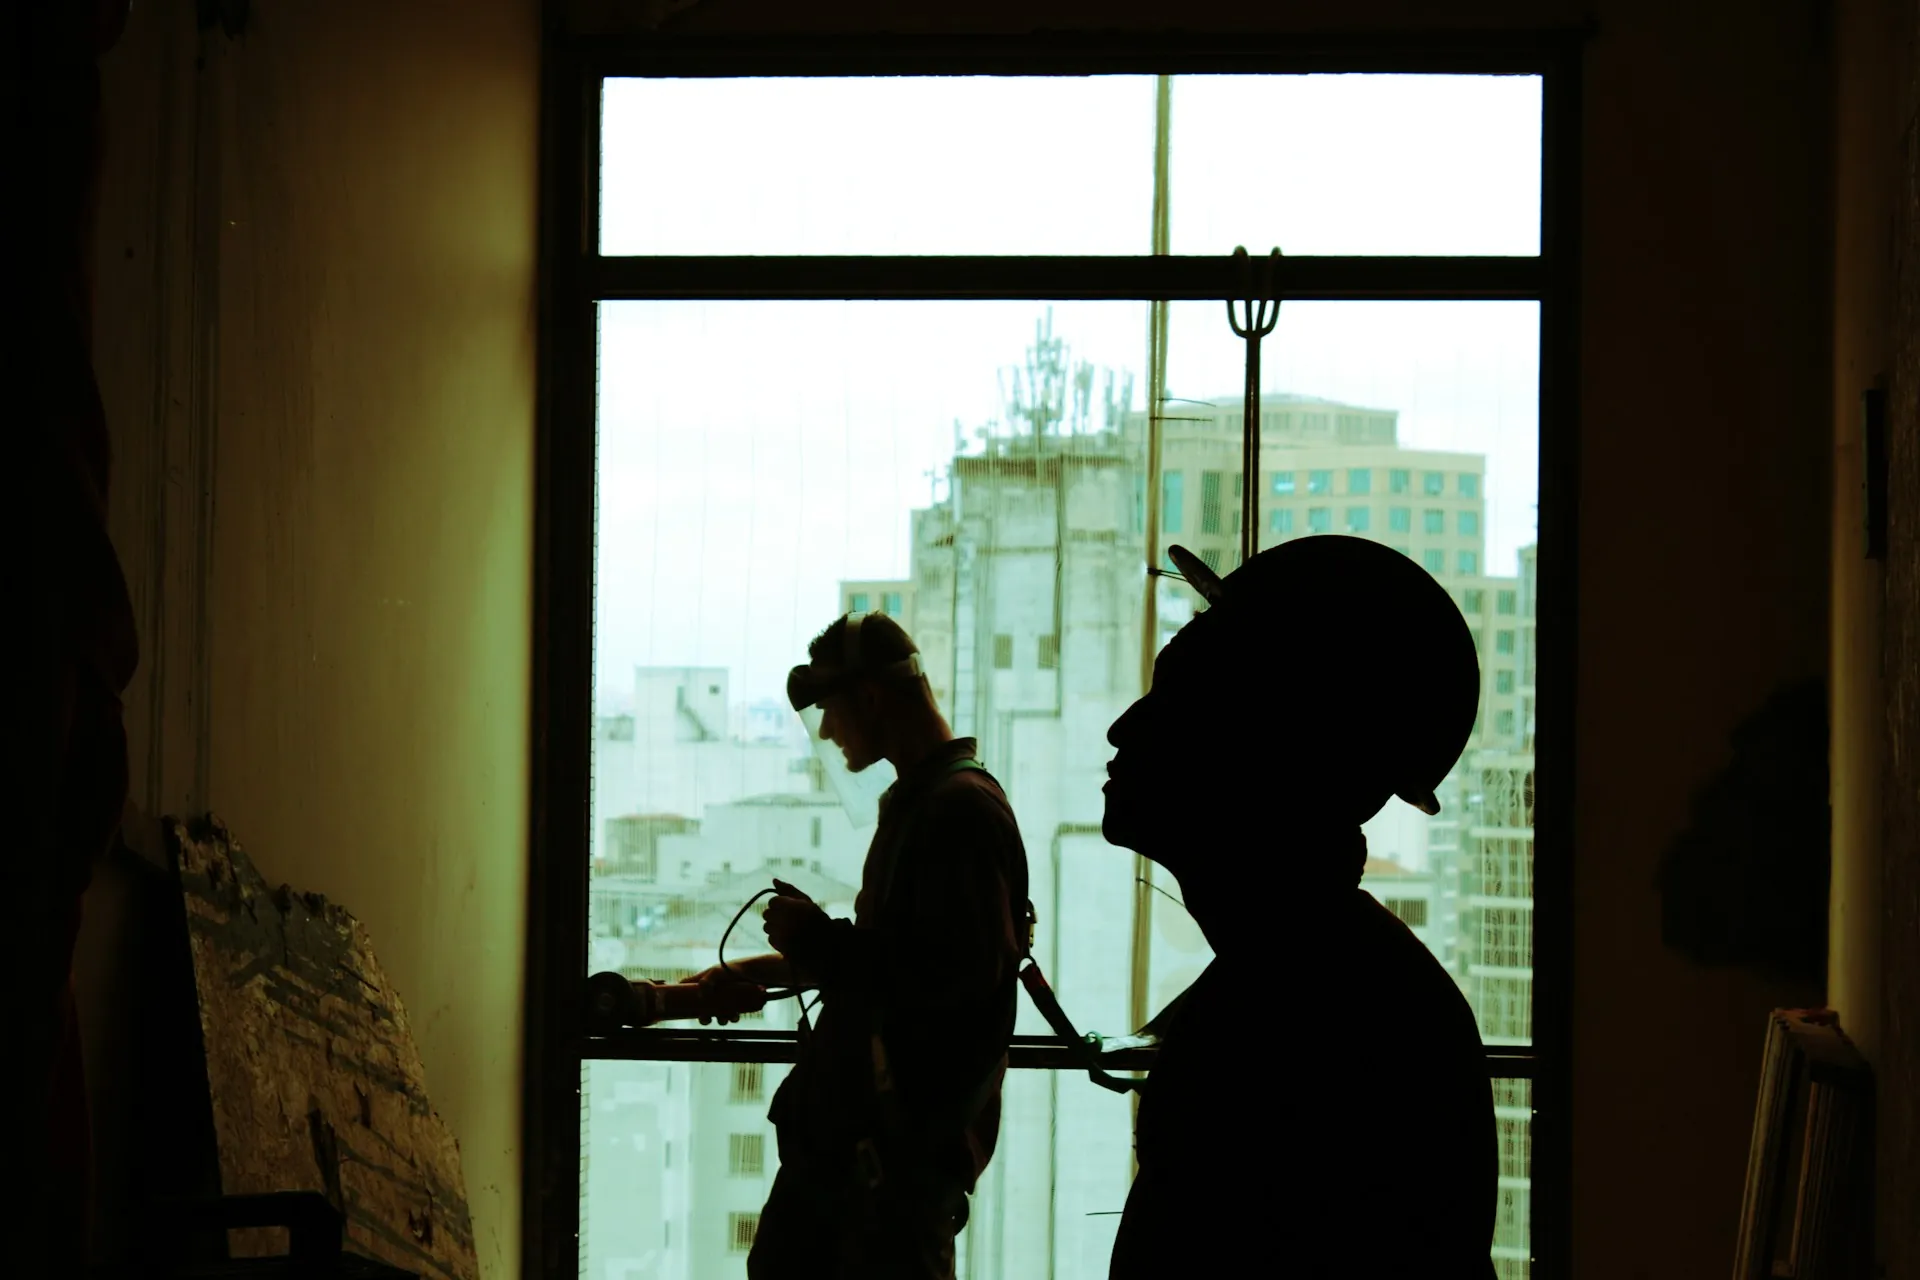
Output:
left=1226, top=246, right=1281, bottom=340
left=1225, top=247, right=1282, bottom=567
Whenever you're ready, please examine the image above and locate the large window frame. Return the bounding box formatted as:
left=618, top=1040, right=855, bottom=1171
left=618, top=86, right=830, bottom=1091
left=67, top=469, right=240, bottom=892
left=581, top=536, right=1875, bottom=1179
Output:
left=530, top=29, right=1582, bottom=1280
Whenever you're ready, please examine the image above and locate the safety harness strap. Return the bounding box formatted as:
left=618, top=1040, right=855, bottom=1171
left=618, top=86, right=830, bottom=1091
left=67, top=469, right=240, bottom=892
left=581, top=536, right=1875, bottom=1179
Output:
left=856, top=754, right=1153, bottom=1200
left=939, top=759, right=1149, bottom=1097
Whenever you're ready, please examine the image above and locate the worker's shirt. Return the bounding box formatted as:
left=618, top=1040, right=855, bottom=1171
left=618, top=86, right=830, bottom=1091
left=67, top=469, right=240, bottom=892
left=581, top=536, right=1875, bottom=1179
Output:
left=1111, top=888, right=1499, bottom=1280
left=771, top=737, right=1029, bottom=1189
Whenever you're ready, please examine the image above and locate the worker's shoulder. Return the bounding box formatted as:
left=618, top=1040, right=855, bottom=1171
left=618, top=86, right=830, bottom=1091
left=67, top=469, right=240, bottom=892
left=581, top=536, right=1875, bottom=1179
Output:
left=920, top=763, right=1022, bottom=832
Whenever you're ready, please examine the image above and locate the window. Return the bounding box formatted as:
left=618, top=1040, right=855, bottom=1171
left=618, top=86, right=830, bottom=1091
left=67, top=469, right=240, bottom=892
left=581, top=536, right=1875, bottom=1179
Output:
left=1481, top=907, right=1530, bottom=968
left=1423, top=471, right=1446, bottom=495
left=1385, top=897, right=1429, bottom=928
left=566, top=64, right=1561, bottom=1280
left=1307, top=507, right=1333, bottom=534
left=1458, top=550, right=1478, bottom=575
left=1472, top=974, right=1533, bottom=1042
left=1460, top=473, right=1481, bottom=498
left=1199, top=548, right=1224, bottom=573
left=1496, top=630, right=1516, bottom=655
left=1497, top=709, right=1517, bottom=737
left=1496, top=669, right=1515, bottom=695
left=1423, top=509, right=1445, bottom=534
left=1423, top=549, right=1446, bottom=575
left=729, top=1133, right=766, bottom=1177
left=602, top=817, right=662, bottom=881
left=1389, top=507, right=1411, bottom=533
left=1463, top=589, right=1486, bottom=613
left=849, top=592, right=869, bottom=613
left=1458, top=510, right=1480, bottom=536
left=1200, top=470, right=1224, bottom=534
left=1497, top=589, right=1517, bottom=615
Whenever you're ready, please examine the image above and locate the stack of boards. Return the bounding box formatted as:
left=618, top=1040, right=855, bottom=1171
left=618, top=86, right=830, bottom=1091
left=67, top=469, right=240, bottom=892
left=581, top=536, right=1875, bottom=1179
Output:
left=1733, top=1009, right=1873, bottom=1280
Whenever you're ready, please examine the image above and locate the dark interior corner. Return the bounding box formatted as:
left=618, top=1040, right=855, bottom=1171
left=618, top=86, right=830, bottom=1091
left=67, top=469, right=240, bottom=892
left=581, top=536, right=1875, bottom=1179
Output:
left=17, top=0, right=1920, bottom=1275
left=1656, top=679, right=1830, bottom=988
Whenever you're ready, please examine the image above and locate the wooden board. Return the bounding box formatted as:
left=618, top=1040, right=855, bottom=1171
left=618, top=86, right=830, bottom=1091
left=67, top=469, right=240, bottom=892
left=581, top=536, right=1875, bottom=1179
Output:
left=171, top=815, right=478, bottom=1280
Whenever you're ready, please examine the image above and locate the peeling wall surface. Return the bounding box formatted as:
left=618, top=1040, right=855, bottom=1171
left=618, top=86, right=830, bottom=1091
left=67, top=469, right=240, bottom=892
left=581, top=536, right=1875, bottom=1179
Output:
left=89, top=1, right=538, bottom=1273
left=81, top=0, right=1852, bottom=1277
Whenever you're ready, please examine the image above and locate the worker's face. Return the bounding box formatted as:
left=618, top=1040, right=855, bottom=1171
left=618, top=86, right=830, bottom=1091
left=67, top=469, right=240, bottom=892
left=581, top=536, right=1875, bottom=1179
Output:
left=1103, top=640, right=1216, bottom=866
left=818, top=685, right=884, bottom=773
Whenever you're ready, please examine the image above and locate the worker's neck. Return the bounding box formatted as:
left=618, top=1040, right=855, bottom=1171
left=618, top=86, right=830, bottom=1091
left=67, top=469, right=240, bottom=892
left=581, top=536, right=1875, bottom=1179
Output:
left=883, top=707, right=957, bottom=776
left=1160, top=825, right=1364, bottom=955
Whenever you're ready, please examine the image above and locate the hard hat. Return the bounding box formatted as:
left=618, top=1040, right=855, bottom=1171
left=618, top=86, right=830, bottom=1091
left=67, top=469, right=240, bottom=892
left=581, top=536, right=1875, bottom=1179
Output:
left=1166, top=536, right=1481, bottom=818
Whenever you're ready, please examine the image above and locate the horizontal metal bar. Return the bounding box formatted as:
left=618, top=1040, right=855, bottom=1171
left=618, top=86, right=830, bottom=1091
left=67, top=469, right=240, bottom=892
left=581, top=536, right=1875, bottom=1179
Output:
left=582, top=1031, right=1542, bottom=1079
left=565, top=29, right=1593, bottom=77
left=585, top=255, right=1547, bottom=302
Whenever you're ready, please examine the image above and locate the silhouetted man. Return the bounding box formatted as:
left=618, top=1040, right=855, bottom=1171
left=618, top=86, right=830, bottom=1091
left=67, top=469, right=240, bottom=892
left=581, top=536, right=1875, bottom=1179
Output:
left=1104, top=537, right=1497, bottom=1279
left=699, top=612, right=1029, bottom=1280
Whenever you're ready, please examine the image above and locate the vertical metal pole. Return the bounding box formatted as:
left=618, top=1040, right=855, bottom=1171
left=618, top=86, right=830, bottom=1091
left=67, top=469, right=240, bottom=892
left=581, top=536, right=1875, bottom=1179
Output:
left=1131, top=73, right=1172, bottom=1053
left=1241, top=330, right=1260, bottom=568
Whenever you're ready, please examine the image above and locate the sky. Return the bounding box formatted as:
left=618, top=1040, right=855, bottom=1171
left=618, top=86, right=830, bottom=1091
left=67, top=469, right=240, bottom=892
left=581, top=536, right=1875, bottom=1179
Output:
left=594, top=75, right=1543, bottom=709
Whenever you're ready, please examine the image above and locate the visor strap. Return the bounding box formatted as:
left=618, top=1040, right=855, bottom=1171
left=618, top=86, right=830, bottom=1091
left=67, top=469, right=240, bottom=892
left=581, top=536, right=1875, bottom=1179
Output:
left=845, top=612, right=865, bottom=670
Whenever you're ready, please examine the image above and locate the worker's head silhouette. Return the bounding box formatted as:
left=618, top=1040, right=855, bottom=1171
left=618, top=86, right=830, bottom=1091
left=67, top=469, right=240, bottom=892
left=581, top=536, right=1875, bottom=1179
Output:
left=1104, top=536, right=1480, bottom=891
left=788, top=611, right=931, bottom=774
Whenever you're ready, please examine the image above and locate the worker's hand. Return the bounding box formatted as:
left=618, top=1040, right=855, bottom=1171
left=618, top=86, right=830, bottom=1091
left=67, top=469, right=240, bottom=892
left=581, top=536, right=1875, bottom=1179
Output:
left=763, top=879, right=830, bottom=958
left=687, top=963, right=765, bottom=1026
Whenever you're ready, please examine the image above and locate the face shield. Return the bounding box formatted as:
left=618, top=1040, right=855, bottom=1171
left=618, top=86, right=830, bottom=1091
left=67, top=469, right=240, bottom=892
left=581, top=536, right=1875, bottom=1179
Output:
left=796, top=702, right=896, bottom=830
left=787, top=613, right=924, bottom=830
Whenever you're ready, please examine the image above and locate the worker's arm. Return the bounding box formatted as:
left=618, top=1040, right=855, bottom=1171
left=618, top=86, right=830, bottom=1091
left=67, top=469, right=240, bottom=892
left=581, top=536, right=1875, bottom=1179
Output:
left=688, top=952, right=804, bottom=989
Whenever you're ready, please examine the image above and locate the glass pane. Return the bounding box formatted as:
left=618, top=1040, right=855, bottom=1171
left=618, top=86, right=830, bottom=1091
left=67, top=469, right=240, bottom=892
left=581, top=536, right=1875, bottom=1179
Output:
left=1167, top=75, right=1542, bottom=256
left=592, top=302, right=1154, bottom=1014
left=1493, top=1077, right=1535, bottom=1279
left=1148, top=299, right=1539, bottom=1044
left=582, top=1058, right=795, bottom=1279
left=582, top=1061, right=1531, bottom=1278
left=592, top=298, right=1537, bottom=1047
left=600, top=78, right=1156, bottom=256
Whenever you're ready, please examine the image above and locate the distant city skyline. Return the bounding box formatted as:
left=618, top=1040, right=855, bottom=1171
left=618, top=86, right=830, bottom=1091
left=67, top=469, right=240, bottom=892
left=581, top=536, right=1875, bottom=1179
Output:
left=596, top=303, right=1538, bottom=712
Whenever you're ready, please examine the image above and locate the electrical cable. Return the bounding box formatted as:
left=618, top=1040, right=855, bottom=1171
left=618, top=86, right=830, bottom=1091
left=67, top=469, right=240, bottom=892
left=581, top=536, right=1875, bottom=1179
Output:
left=1136, top=876, right=1188, bottom=914
left=715, top=887, right=814, bottom=1035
